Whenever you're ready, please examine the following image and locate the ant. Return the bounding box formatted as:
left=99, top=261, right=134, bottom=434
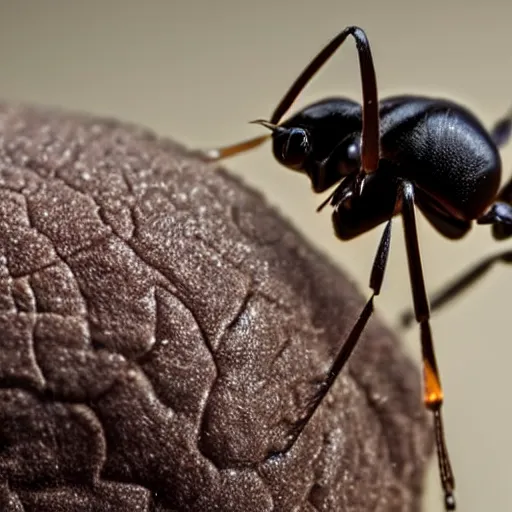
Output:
left=197, top=26, right=512, bottom=511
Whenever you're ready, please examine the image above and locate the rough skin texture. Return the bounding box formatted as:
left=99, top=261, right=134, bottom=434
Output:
left=0, top=103, right=432, bottom=511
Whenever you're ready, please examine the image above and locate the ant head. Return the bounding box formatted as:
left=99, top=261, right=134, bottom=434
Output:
left=250, top=120, right=312, bottom=170
left=273, top=125, right=313, bottom=169
left=253, top=98, right=363, bottom=193
left=252, top=119, right=313, bottom=171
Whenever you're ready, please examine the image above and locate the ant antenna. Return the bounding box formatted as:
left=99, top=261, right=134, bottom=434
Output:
left=198, top=26, right=380, bottom=171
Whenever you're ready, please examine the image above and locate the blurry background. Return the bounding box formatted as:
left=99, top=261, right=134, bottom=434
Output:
left=0, top=1, right=510, bottom=510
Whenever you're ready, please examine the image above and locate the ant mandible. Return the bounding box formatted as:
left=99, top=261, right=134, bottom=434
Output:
left=197, top=26, right=512, bottom=511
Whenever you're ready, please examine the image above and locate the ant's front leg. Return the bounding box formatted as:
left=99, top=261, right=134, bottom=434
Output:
left=278, top=217, right=393, bottom=453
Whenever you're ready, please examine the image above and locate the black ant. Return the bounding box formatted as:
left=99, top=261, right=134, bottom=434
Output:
left=197, top=26, right=512, bottom=511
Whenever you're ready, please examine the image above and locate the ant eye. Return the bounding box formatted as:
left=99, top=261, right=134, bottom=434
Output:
left=279, top=127, right=311, bottom=167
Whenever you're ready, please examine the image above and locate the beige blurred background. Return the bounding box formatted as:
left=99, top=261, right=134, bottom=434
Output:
left=0, top=1, right=510, bottom=510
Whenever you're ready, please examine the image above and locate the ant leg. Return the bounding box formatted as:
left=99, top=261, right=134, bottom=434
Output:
left=486, top=107, right=512, bottom=208
left=399, top=180, right=455, bottom=511
left=478, top=199, right=512, bottom=239
left=281, top=219, right=393, bottom=450
left=399, top=249, right=512, bottom=329
left=490, top=107, right=512, bottom=148
left=399, top=200, right=512, bottom=328
left=199, top=26, right=380, bottom=171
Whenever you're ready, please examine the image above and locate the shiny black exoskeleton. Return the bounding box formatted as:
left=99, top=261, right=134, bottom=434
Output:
left=272, top=95, right=505, bottom=241
left=200, top=25, right=512, bottom=511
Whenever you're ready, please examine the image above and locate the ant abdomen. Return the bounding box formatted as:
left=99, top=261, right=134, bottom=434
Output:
left=379, top=97, right=502, bottom=221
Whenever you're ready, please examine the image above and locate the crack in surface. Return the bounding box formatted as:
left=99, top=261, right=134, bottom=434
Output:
left=28, top=314, right=46, bottom=390
left=0, top=105, right=431, bottom=511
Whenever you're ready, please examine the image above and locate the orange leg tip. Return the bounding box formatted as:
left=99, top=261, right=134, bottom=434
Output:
left=423, top=360, right=444, bottom=406
left=424, top=391, right=444, bottom=407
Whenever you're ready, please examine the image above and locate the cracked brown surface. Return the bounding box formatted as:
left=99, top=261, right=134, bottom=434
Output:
left=0, top=103, right=432, bottom=511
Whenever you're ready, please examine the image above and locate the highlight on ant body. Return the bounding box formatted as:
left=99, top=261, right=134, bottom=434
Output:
left=197, top=25, right=512, bottom=511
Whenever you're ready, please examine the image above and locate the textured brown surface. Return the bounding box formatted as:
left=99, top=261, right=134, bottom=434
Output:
left=0, top=103, right=432, bottom=511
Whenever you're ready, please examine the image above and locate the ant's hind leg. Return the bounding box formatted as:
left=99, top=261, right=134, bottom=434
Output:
left=399, top=249, right=512, bottom=328
left=478, top=200, right=512, bottom=240
left=490, top=107, right=512, bottom=147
